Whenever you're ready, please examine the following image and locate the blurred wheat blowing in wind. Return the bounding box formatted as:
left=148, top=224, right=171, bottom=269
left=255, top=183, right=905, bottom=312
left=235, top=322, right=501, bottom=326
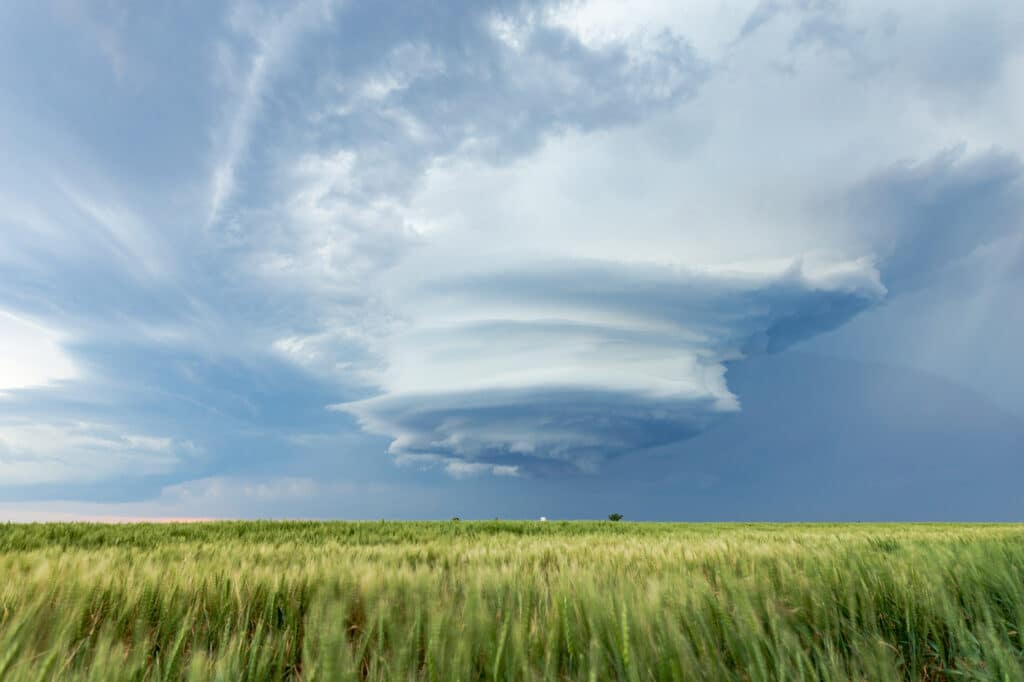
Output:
left=2, top=522, right=1024, bottom=680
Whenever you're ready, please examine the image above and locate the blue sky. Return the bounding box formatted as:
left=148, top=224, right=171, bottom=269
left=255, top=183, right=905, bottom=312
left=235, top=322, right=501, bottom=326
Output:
left=0, top=0, right=1022, bottom=520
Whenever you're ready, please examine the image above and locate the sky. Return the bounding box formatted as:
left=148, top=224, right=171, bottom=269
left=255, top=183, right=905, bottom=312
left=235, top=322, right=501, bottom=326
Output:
left=0, top=0, right=1022, bottom=521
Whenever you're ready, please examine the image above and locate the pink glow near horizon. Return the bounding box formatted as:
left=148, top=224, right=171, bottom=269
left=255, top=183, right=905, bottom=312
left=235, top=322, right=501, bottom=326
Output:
left=0, top=511, right=216, bottom=523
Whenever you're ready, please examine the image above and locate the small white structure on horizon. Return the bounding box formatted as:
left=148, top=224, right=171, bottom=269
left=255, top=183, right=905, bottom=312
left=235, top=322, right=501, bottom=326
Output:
left=539, top=516, right=547, bottom=522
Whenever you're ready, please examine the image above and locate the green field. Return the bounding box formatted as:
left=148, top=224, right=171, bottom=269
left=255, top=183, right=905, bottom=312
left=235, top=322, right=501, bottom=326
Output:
left=2, top=522, right=1024, bottom=680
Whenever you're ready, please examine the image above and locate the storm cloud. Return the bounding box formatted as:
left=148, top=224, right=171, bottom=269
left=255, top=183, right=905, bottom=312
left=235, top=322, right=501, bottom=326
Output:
left=0, top=0, right=1022, bottom=516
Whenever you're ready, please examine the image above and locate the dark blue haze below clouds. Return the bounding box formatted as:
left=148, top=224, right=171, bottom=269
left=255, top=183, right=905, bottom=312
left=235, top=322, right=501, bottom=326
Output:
left=0, top=0, right=1022, bottom=520
left=441, top=352, right=1024, bottom=522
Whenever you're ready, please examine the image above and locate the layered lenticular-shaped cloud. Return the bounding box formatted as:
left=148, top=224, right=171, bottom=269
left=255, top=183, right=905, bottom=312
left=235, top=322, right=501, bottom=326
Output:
left=341, top=256, right=884, bottom=474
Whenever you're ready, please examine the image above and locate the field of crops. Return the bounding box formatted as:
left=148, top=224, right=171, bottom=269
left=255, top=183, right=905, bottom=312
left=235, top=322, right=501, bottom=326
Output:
left=2, top=522, right=1024, bottom=680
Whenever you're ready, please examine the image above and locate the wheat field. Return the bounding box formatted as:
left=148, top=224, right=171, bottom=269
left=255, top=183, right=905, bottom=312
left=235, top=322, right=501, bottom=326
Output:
left=2, top=522, right=1023, bottom=680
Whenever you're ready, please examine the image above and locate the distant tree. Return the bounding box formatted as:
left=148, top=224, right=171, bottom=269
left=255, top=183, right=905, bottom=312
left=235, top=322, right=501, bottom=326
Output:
left=608, top=513, right=624, bottom=522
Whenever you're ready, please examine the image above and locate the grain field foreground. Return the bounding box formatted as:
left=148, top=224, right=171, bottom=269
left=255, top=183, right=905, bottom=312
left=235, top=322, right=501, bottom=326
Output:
left=2, top=522, right=1023, bottom=680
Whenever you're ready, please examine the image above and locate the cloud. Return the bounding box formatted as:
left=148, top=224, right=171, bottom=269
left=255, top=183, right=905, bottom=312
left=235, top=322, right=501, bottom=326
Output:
left=545, top=0, right=761, bottom=61
left=326, top=0, right=1023, bottom=477
left=0, top=420, right=196, bottom=486
left=217, top=0, right=711, bottom=391
left=0, top=476, right=322, bottom=521
left=335, top=42, right=447, bottom=108
left=845, top=148, right=1024, bottom=293
left=312, top=2, right=707, bottom=169
left=50, top=0, right=132, bottom=82
left=207, top=0, right=340, bottom=227
left=0, top=475, right=444, bottom=520
left=0, top=310, right=77, bottom=392
left=350, top=140, right=1021, bottom=477
left=442, top=460, right=521, bottom=479
left=340, top=258, right=884, bottom=473
left=160, top=475, right=330, bottom=503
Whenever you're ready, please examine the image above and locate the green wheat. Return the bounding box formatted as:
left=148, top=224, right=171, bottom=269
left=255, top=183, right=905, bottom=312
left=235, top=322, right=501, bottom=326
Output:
left=1, top=521, right=1023, bottom=680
